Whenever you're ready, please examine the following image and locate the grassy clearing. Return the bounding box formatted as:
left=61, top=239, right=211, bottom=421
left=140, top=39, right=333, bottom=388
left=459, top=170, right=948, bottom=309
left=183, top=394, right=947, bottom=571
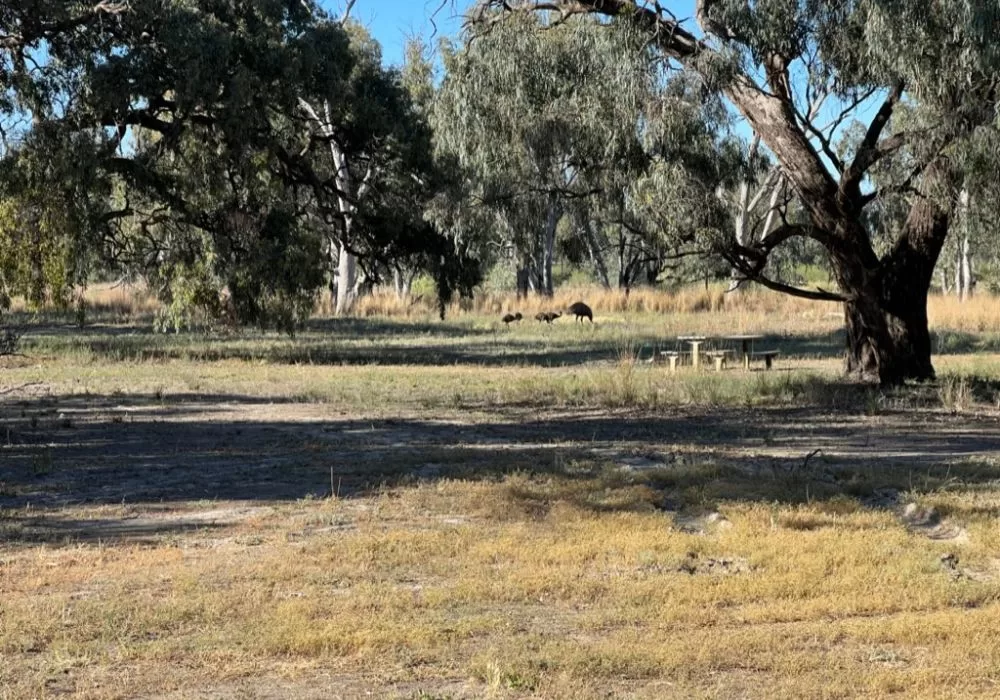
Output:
left=3, top=471, right=1000, bottom=698
left=4, top=286, right=1000, bottom=698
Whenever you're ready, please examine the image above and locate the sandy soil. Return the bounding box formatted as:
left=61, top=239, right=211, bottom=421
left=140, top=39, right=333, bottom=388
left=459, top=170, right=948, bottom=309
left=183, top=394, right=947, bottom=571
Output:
left=3, top=385, right=999, bottom=538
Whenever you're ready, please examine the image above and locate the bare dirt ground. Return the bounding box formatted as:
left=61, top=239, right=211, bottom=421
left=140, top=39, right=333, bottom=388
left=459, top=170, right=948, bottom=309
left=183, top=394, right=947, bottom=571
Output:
left=3, top=385, right=999, bottom=540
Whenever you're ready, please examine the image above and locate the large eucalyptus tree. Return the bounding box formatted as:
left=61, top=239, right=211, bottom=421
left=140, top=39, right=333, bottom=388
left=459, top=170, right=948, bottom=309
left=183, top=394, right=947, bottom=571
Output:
left=433, top=13, right=612, bottom=296
left=0, top=0, right=476, bottom=329
left=474, top=0, right=1000, bottom=384
left=433, top=11, right=735, bottom=296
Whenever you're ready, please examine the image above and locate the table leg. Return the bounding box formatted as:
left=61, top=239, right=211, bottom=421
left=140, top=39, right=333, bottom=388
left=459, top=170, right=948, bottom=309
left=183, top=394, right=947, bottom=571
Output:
left=690, top=341, right=701, bottom=370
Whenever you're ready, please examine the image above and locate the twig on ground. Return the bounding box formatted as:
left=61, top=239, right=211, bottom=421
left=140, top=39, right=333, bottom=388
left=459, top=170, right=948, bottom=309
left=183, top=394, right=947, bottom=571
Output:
left=799, top=448, right=822, bottom=474
left=0, top=381, right=43, bottom=397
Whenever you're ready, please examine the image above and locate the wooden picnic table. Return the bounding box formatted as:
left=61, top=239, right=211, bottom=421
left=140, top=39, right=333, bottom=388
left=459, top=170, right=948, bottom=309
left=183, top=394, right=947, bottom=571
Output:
left=670, top=334, right=774, bottom=372
left=720, top=334, right=764, bottom=369
left=676, top=335, right=707, bottom=369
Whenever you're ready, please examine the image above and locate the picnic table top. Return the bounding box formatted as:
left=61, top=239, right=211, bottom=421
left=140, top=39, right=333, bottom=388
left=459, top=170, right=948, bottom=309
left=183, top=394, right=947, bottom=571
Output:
left=675, top=334, right=764, bottom=342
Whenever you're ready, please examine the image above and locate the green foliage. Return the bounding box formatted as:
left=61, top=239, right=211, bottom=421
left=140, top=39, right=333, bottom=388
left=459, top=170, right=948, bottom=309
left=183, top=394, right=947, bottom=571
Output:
left=0, top=198, right=75, bottom=311
left=0, top=0, right=478, bottom=330
left=434, top=12, right=736, bottom=291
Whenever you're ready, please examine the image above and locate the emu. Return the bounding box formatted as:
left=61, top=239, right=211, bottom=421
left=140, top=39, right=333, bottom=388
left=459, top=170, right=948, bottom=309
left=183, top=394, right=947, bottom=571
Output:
left=567, top=301, right=593, bottom=323
left=541, top=311, right=562, bottom=323
left=502, top=312, right=523, bottom=326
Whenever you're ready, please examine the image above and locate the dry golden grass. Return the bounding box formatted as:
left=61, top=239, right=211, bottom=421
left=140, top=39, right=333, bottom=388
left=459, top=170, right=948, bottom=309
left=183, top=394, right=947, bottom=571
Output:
left=3, top=475, right=1000, bottom=699
left=44, top=281, right=1000, bottom=336
left=348, top=282, right=1000, bottom=331
left=9, top=283, right=160, bottom=317
left=354, top=284, right=810, bottom=319
left=928, top=293, right=1000, bottom=333
left=4, top=284, right=1000, bottom=698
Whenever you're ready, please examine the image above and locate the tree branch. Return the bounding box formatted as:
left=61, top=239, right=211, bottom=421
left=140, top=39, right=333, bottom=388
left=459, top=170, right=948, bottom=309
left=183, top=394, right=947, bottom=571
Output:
left=841, top=81, right=904, bottom=199
left=340, top=0, right=358, bottom=24
left=0, top=2, right=128, bottom=50
left=724, top=256, right=848, bottom=302
left=859, top=134, right=950, bottom=209
left=749, top=276, right=846, bottom=302
left=794, top=90, right=845, bottom=173
left=757, top=222, right=830, bottom=252
left=474, top=1, right=703, bottom=59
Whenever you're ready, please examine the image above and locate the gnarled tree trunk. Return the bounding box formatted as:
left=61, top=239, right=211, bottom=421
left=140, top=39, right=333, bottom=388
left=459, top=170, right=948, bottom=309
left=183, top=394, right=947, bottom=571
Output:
left=731, top=76, right=949, bottom=386
left=837, top=198, right=947, bottom=384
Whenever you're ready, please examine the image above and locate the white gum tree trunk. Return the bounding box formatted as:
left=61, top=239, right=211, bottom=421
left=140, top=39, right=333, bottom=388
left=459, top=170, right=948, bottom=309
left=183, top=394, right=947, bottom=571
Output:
left=298, top=98, right=374, bottom=315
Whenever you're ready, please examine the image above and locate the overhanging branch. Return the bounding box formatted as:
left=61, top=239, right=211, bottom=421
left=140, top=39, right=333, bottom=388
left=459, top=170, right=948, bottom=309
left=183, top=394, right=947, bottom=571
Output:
left=721, top=221, right=846, bottom=302
left=474, top=0, right=703, bottom=59
left=723, top=251, right=848, bottom=302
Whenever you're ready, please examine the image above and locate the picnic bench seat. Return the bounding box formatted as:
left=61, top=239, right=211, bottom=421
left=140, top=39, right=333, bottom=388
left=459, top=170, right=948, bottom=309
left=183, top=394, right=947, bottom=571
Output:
left=750, top=349, right=780, bottom=369
left=659, top=350, right=683, bottom=372
left=703, top=349, right=732, bottom=372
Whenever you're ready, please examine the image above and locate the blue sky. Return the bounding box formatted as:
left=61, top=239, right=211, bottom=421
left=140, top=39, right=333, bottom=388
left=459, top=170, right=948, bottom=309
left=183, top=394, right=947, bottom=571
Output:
left=321, top=0, right=473, bottom=67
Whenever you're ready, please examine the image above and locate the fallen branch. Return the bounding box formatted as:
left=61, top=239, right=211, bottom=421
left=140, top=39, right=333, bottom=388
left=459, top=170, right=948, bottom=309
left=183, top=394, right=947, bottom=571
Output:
left=0, top=382, right=43, bottom=397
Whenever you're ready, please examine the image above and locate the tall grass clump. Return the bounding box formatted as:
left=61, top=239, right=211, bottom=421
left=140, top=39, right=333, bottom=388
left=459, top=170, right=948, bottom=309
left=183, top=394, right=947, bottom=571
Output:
left=938, top=374, right=975, bottom=413
left=610, top=332, right=640, bottom=406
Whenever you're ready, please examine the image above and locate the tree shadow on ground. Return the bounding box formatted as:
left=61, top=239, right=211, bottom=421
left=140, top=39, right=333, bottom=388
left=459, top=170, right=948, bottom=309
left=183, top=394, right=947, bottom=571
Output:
left=3, top=385, right=999, bottom=544
left=1, top=516, right=227, bottom=545
left=932, top=330, right=1000, bottom=355
left=19, top=321, right=848, bottom=368
left=80, top=337, right=627, bottom=367
left=17, top=315, right=490, bottom=340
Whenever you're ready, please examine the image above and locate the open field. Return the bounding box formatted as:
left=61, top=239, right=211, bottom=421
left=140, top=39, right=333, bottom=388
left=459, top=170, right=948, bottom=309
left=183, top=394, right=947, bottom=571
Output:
left=4, top=288, right=1000, bottom=698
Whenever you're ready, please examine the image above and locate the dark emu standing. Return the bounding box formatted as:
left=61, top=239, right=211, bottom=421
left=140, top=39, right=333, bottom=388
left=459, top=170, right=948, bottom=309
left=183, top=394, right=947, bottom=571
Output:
left=568, top=301, right=593, bottom=323
left=502, top=312, right=523, bottom=326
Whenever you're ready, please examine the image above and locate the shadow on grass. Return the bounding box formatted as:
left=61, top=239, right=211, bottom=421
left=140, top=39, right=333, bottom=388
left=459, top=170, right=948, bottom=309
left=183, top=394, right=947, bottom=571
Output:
left=0, top=516, right=227, bottom=545
left=79, top=337, right=627, bottom=367
left=16, top=316, right=848, bottom=368
left=2, top=385, right=999, bottom=544
left=933, top=330, right=1000, bottom=355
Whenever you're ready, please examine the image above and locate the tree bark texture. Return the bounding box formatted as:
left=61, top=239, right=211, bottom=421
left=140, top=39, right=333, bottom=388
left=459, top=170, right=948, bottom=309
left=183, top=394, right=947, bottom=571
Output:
left=577, top=214, right=611, bottom=288
left=336, top=244, right=357, bottom=314
left=515, top=265, right=530, bottom=300
left=541, top=191, right=561, bottom=297
left=393, top=267, right=415, bottom=299
left=837, top=198, right=947, bottom=384
left=957, top=189, right=972, bottom=301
